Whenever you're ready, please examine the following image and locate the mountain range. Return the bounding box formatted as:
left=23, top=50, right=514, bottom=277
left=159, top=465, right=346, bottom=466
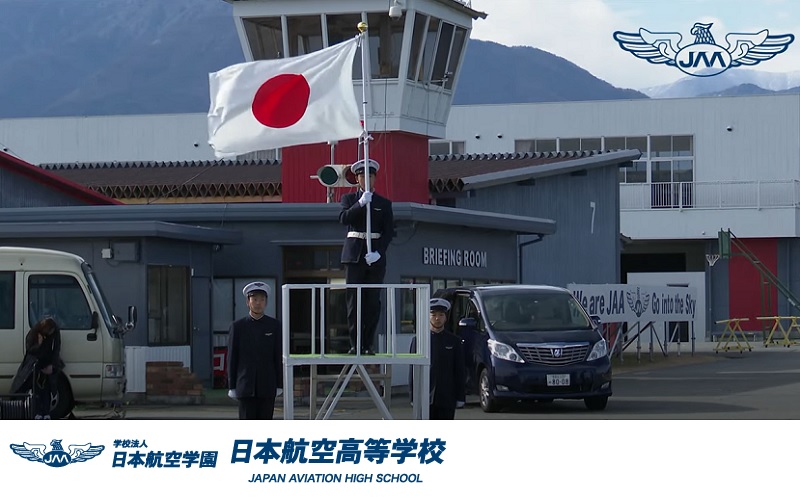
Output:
left=0, top=0, right=646, bottom=118
left=0, top=0, right=798, bottom=119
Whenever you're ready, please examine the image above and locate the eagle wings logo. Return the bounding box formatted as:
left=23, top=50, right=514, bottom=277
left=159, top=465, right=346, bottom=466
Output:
left=613, top=22, right=794, bottom=77
left=10, top=439, right=104, bottom=467
left=626, top=287, right=650, bottom=318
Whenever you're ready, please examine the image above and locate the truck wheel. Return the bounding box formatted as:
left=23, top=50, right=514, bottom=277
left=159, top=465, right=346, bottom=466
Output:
left=49, top=375, right=75, bottom=419
left=479, top=368, right=501, bottom=413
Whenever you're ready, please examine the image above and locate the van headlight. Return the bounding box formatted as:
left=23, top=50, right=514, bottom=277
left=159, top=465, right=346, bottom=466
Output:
left=105, top=363, right=124, bottom=378
left=586, top=339, right=608, bottom=361
left=488, top=339, right=525, bottom=363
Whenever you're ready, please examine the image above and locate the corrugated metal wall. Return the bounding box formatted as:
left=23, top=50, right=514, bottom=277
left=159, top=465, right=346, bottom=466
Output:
left=0, top=169, right=86, bottom=207
left=457, top=166, right=620, bottom=286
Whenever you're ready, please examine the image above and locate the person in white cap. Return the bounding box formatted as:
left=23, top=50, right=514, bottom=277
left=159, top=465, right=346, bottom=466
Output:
left=338, top=158, right=394, bottom=355
left=226, top=282, right=283, bottom=419
left=408, top=298, right=466, bottom=419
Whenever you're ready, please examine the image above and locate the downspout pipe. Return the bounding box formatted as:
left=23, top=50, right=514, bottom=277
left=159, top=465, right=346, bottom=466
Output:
left=518, top=234, right=545, bottom=283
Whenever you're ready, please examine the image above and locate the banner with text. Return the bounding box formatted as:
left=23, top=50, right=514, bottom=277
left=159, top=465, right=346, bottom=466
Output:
left=0, top=420, right=787, bottom=500
left=568, top=284, right=697, bottom=323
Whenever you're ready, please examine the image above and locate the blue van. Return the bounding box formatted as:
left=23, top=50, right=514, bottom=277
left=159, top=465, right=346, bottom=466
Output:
left=436, top=285, right=611, bottom=412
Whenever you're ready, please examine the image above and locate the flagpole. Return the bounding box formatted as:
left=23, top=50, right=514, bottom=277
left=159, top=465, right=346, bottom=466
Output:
left=357, top=23, right=373, bottom=255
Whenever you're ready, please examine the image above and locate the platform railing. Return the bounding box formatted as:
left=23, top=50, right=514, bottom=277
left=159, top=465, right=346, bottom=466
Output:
left=281, top=283, right=431, bottom=420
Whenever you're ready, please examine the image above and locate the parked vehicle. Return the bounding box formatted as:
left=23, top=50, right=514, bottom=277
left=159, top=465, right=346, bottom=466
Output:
left=435, top=285, right=611, bottom=412
left=0, top=247, right=137, bottom=418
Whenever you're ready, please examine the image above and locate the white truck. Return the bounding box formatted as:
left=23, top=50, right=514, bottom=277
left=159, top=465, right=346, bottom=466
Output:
left=0, top=247, right=136, bottom=418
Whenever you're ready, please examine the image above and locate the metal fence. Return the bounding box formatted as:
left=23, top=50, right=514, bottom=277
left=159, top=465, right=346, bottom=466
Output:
left=621, top=180, right=800, bottom=210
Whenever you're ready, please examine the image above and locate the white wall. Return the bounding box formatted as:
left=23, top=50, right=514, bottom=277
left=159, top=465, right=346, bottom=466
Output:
left=445, top=94, right=800, bottom=182
left=621, top=207, right=799, bottom=239
left=0, top=113, right=215, bottom=164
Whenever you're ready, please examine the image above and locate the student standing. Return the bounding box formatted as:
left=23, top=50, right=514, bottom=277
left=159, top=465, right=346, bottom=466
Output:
left=227, top=282, right=283, bottom=420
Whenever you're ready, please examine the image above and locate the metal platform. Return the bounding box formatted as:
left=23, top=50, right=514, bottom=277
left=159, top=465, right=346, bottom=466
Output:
left=281, top=283, right=431, bottom=420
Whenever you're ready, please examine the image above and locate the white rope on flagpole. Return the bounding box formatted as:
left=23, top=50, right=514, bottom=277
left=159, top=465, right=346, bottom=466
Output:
left=357, top=23, right=373, bottom=255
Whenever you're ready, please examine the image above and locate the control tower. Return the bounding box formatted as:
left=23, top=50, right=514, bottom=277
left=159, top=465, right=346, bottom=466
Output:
left=222, top=0, right=486, bottom=203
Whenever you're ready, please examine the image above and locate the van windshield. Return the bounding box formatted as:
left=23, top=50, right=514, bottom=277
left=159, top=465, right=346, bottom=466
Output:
left=482, top=291, right=592, bottom=332
left=82, top=263, right=121, bottom=338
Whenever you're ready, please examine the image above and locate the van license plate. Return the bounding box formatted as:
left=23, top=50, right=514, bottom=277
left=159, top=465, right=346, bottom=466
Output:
left=546, top=374, right=570, bottom=386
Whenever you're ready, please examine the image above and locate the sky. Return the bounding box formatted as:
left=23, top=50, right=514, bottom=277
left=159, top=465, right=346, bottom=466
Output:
left=468, top=0, right=800, bottom=90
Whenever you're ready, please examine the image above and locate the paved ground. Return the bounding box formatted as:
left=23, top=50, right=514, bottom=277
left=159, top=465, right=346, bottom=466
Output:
left=75, top=340, right=797, bottom=420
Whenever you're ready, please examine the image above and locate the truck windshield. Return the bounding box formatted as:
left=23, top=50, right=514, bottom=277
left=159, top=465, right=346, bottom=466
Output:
left=482, top=291, right=592, bottom=332
left=82, top=262, right=121, bottom=338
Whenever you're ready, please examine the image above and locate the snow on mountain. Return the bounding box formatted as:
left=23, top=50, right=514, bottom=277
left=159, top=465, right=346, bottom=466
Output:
left=641, top=69, right=800, bottom=98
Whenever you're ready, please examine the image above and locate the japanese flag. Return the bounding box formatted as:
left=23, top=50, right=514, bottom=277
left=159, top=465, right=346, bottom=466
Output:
left=208, top=36, right=363, bottom=155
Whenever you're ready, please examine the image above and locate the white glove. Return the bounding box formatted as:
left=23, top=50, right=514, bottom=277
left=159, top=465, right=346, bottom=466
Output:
left=365, top=251, right=381, bottom=265
left=276, top=388, right=283, bottom=397
left=358, top=191, right=373, bottom=207
left=456, top=401, right=465, bottom=409
left=227, top=389, right=237, bottom=400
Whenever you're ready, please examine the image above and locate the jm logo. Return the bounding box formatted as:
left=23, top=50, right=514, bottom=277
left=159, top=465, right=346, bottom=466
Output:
left=613, top=22, right=794, bottom=77
left=10, top=439, right=104, bottom=467
left=626, top=287, right=650, bottom=319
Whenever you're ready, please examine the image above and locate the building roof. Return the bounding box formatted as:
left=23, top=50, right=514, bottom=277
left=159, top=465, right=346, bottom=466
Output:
left=39, top=150, right=636, bottom=200
left=0, top=220, right=242, bottom=244
left=0, top=202, right=555, bottom=237
left=0, top=150, right=121, bottom=205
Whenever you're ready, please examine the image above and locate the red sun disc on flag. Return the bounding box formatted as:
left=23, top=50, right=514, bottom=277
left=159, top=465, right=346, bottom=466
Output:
left=251, top=74, right=311, bottom=129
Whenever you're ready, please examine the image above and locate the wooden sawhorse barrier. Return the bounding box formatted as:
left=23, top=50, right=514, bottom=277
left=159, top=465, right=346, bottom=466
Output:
left=757, top=316, right=800, bottom=348
left=714, top=318, right=752, bottom=353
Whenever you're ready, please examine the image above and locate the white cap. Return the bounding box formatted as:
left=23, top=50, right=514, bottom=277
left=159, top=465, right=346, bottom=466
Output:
left=242, top=281, right=271, bottom=298
left=350, top=158, right=380, bottom=175
left=430, top=298, right=451, bottom=312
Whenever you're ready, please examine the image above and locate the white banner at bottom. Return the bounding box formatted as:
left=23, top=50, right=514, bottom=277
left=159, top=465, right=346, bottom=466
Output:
left=0, top=420, right=791, bottom=499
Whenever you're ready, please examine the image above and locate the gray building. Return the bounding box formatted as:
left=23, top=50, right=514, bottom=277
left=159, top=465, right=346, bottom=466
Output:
left=0, top=147, right=637, bottom=391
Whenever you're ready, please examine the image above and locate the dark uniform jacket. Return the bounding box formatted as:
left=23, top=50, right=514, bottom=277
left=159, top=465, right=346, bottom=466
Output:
left=409, top=329, right=466, bottom=408
left=227, top=314, right=282, bottom=399
left=339, top=190, right=394, bottom=265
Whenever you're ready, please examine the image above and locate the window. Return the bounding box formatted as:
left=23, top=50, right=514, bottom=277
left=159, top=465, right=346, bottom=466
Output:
left=407, top=13, right=429, bottom=81
left=236, top=148, right=281, bottom=161
left=450, top=293, right=482, bottom=335
left=515, top=139, right=556, bottom=153
left=284, top=247, right=343, bottom=273
left=482, top=290, right=591, bottom=332
left=605, top=137, right=625, bottom=150
left=366, top=13, right=405, bottom=78
left=581, top=138, right=602, bottom=150
left=327, top=13, right=365, bottom=79
left=28, top=275, right=92, bottom=330
left=243, top=17, right=284, bottom=60
left=431, top=22, right=455, bottom=85
left=286, top=15, right=323, bottom=57
left=147, top=266, right=189, bottom=346
left=0, top=272, right=14, bottom=329
left=651, top=135, right=672, bottom=157
left=429, top=140, right=465, bottom=155
left=620, top=160, right=647, bottom=183
left=444, top=27, right=467, bottom=90
left=559, top=138, right=580, bottom=151
left=417, top=16, right=441, bottom=82
left=648, top=136, right=695, bottom=207
left=673, top=136, right=693, bottom=157
left=626, top=137, right=647, bottom=157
